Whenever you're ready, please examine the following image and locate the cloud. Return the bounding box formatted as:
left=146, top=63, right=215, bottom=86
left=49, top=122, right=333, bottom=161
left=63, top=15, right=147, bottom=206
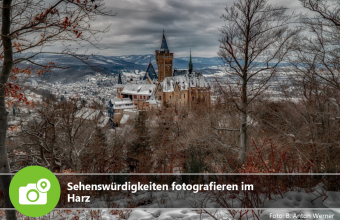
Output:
left=70, top=0, right=304, bottom=58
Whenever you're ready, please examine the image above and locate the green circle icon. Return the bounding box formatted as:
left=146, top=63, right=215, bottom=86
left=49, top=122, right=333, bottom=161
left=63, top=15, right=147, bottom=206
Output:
left=9, top=166, right=61, bottom=217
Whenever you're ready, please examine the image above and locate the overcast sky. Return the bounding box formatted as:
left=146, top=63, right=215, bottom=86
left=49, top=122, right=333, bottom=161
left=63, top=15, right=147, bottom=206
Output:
left=88, top=0, right=305, bottom=58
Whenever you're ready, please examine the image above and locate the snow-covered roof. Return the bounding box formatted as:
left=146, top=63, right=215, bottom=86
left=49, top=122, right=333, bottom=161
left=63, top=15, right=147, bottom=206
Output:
left=120, top=114, right=130, bottom=124
left=123, top=109, right=139, bottom=114
left=121, top=84, right=156, bottom=96
left=110, top=98, right=132, bottom=105
left=75, top=108, right=103, bottom=120
left=113, top=84, right=124, bottom=89
left=98, top=116, right=111, bottom=128
left=160, top=72, right=208, bottom=92
left=109, top=98, right=136, bottom=110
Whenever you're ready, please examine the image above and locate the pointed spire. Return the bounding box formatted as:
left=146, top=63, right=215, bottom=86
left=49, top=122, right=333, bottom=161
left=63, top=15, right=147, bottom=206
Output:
left=160, top=30, right=169, bottom=52
left=189, top=49, right=193, bottom=74
left=118, top=72, right=122, bottom=84
left=143, top=62, right=158, bottom=81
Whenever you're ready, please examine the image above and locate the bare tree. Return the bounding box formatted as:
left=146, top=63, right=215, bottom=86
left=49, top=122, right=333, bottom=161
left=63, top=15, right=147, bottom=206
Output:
left=300, top=0, right=340, bottom=27
left=260, top=74, right=340, bottom=173
left=277, top=0, right=340, bottom=172
left=295, top=0, right=340, bottom=86
left=16, top=100, right=98, bottom=171
left=11, top=99, right=127, bottom=174
left=0, top=0, right=114, bottom=218
left=291, top=0, right=340, bottom=114
left=218, top=0, right=299, bottom=163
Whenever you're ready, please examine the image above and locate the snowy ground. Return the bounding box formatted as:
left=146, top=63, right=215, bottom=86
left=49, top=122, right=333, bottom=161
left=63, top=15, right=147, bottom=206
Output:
left=6, top=189, right=339, bottom=220
left=12, top=207, right=340, bottom=220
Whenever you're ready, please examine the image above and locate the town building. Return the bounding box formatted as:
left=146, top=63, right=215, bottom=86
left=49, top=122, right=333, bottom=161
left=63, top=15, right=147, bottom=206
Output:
left=120, top=84, right=156, bottom=110
left=108, top=98, right=137, bottom=125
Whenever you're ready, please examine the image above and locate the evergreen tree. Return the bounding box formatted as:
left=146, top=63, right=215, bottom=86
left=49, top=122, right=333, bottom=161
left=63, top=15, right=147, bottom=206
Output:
left=183, top=145, right=205, bottom=184
left=184, top=145, right=205, bottom=173
left=127, top=111, right=152, bottom=172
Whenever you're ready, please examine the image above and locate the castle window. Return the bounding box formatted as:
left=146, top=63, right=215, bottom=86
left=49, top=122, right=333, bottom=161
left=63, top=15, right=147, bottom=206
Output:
left=140, top=95, right=142, bottom=99
left=184, top=94, right=185, bottom=99
left=170, top=96, right=171, bottom=100
left=134, top=95, right=137, bottom=99
left=143, top=96, right=146, bottom=99
left=192, top=96, right=195, bottom=101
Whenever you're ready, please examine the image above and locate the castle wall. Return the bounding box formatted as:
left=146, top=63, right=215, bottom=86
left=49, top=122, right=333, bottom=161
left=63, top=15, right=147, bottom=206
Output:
left=188, top=87, right=210, bottom=108
left=163, top=90, right=188, bottom=106
left=157, top=88, right=210, bottom=108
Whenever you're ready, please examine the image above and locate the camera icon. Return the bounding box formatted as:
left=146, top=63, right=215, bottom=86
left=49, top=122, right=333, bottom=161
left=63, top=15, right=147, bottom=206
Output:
left=19, top=179, right=51, bottom=205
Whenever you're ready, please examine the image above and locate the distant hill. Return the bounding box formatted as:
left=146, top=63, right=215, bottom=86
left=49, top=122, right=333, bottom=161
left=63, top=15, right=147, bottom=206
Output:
left=16, top=54, right=222, bottom=83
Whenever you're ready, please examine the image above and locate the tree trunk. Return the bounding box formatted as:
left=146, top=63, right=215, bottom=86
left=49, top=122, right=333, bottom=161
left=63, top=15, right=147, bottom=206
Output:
left=239, top=81, right=248, bottom=164
left=239, top=111, right=247, bottom=164
left=0, top=0, right=17, bottom=219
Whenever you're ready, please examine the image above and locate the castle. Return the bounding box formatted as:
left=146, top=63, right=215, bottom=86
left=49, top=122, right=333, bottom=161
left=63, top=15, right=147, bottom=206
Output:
left=110, top=31, right=210, bottom=125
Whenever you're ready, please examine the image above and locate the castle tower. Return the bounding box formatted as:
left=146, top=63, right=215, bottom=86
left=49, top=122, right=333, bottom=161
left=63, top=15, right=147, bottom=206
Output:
left=156, top=31, right=174, bottom=82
